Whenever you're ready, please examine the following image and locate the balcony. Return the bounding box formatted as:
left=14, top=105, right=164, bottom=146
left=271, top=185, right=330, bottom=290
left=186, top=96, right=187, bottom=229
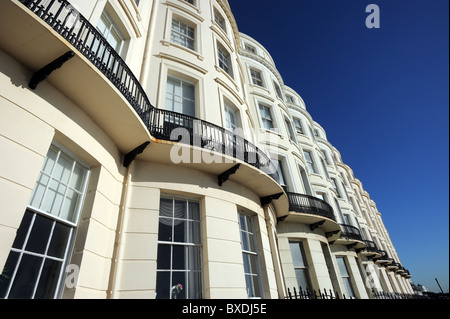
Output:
left=280, top=193, right=341, bottom=241
left=396, top=265, right=406, bottom=274
left=374, top=250, right=393, bottom=265
left=334, top=224, right=366, bottom=249
left=358, top=240, right=381, bottom=258
left=0, top=0, right=289, bottom=214
left=387, top=261, right=400, bottom=271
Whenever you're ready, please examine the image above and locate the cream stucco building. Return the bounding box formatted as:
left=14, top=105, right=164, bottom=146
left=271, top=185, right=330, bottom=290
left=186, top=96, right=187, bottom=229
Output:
left=0, top=0, right=414, bottom=299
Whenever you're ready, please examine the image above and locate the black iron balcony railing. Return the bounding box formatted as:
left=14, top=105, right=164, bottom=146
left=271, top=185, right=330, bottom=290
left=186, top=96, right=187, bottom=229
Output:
left=362, top=240, right=379, bottom=253
left=374, top=250, right=390, bottom=262
left=19, top=0, right=152, bottom=122
left=286, top=193, right=336, bottom=222
left=148, top=107, right=280, bottom=181
left=339, top=224, right=363, bottom=242
left=19, top=0, right=280, bottom=183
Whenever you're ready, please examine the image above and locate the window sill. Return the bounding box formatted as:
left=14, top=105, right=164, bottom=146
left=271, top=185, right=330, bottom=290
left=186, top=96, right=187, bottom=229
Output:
left=161, top=40, right=204, bottom=61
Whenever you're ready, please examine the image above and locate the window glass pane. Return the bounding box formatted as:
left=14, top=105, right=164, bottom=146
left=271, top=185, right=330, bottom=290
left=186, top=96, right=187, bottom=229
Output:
left=158, top=218, right=173, bottom=242
left=34, top=259, right=63, bottom=299
left=295, top=269, right=310, bottom=289
left=25, top=215, right=53, bottom=254
left=42, top=147, right=58, bottom=175
left=0, top=251, right=20, bottom=298
left=69, top=164, right=86, bottom=191
left=240, top=231, right=251, bottom=252
left=172, top=272, right=187, bottom=299
left=29, top=174, right=49, bottom=209
left=188, top=271, right=202, bottom=299
left=12, top=211, right=33, bottom=249
left=174, top=219, right=186, bottom=243
left=8, top=254, right=43, bottom=299
left=47, top=223, right=71, bottom=258
left=156, top=245, right=170, bottom=271
left=172, top=245, right=186, bottom=270
left=54, top=153, right=73, bottom=184
left=242, top=253, right=251, bottom=274
left=289, top=242, right=307, bottom=268
left=156, top=271, right=170, bottom=299
left=245, top=275, right=254, bottom=297
left=337, top=257, right=349, bottom=277
left=343, top=278, right=355, bottom=298
left=188, top=221, right=201, bottom=244
left=42, top=180, right=66, bottom=216
left=60, top=189, right=80, bottom=222
left=189, top=202, right=200, bottom=220
left=239, top=214, right=247, bottom=231
left=188, top=246, right=201, bottom=271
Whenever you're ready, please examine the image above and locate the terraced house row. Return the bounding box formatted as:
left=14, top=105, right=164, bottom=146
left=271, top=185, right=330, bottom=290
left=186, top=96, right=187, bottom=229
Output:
left=0, top=0, right=414, bottom=299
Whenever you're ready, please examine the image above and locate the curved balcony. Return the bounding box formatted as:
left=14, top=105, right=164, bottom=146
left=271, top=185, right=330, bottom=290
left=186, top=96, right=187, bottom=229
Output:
left=387, top=261, right=400, bottom=271
left=396, top=265, right=405, bottom=274
left=374, top=250, right=393, bottom=265
left=0, top=0, right=289, bottom=214
left=334, top=224, right=366, bottom=249
left=403, top=269, right=412, bottom=278
left=358, top=240, right=381, bottom=258
left=279, top=193, right=341, bottom=241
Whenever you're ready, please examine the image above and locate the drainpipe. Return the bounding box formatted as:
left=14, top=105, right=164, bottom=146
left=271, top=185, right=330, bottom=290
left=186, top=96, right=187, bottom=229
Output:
left=264, top=206, right=286, bottom=299
left=108, top=142, right=149, bottom=298
left=108, top=160, right=134, bottom=299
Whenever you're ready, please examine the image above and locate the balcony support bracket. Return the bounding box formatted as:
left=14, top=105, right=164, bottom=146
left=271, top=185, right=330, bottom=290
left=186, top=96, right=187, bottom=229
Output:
left=29, top=51, right=75, bottom=90
left=325, top=230, right=340, bottom=238
left=347, top=243, right=357, bottom=250
left=260, top=193, right=284, bottom=207
left=310, top=220, right=325, bottom=231
left=123, top=141, right=151, bottom=167
left=277, top=215, right=288, bottom=224
left=218, top=164, right=241, bottom=186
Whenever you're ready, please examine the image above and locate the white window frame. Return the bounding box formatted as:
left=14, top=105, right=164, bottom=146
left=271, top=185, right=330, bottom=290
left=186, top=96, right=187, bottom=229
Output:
left=289, top=241, right=313, bottom=291
left=1, top=143, right=90, bottom=299
left=156, top=196, right=203, bottom=299
left=284, top=117, right=297, bottom=143
left=331, top=177, right=342, bottom=198
left=336, top=257, right=356, bottom=298
left=213, top=8, right=226, bottom=32
left=217, top=42, right=233, bottom=77
left=97, top=11, right=126, bottom=56
left=293, top=118, right=304, bottom=134
left=250, top=68, right=264, bottom=87
left=273, top=80, right=283, bottom=100
left=258, top=103, right=276, bottom=131
left=165, top=75, right=197, bottom=117
left=303, top=150, right=317, bottom=174
left=238, top=212, right=263, bottom=299
left=171, top=17, right=196, bottom=51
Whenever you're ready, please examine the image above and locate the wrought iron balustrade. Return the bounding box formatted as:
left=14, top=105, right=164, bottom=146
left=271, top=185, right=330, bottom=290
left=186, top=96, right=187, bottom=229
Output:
left=148, top=107, right=280, bottom=182
left=286, top=193, right=336, bottom=221
left=19, top=0, right=152, bottom=122
left=362, top=240, right=379, bottom=253
left=286, top=287, right=349, bottom=299
left=339, top=224, right=363, bottom=241
left=18, top=0, right=280, bottom=184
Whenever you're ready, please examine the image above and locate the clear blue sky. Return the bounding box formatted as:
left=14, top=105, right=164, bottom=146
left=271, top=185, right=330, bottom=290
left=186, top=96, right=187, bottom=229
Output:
left=228, top=0, right=449, bottom=293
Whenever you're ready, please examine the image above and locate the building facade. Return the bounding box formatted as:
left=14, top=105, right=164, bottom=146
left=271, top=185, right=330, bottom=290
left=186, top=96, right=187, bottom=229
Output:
left=0, top=0, right=413, bottom=299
